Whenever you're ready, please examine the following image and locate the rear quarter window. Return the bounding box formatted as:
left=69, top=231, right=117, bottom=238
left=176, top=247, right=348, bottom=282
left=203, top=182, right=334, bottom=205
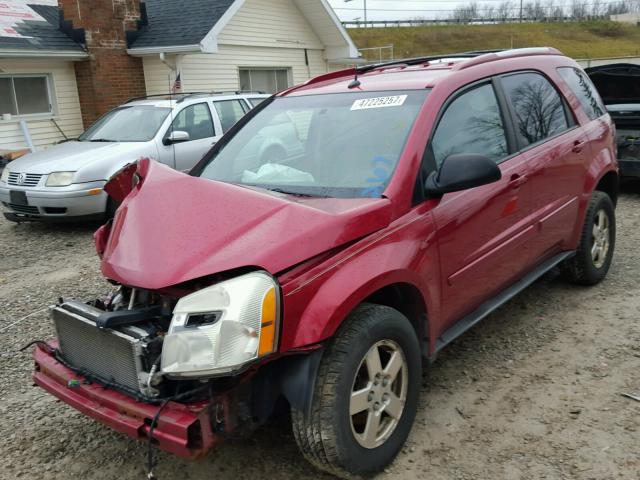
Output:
left=501, top=72, right=569, bottom=147
left=557, top=67, right=606, bottom=121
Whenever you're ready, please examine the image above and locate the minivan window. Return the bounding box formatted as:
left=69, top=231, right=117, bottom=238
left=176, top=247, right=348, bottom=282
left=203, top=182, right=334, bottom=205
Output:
left=557, top=67, right=606, bottom=120
left=198, top=90, right=429, bottom=198
left=501, top=72, right=569, bottom=146
left=431, top=83, right=508, bottom=167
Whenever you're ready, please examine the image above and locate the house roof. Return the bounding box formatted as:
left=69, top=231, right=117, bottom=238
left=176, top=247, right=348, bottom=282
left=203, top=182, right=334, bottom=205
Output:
left=131, top=0, right=235, bottom=50
left=128, top=0, right=359, bottom=60
left=0, top=3, right=86, bottom=57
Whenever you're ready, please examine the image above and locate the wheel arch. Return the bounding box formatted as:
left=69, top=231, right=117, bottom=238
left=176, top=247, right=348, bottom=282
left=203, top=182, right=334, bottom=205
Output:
left=363, top=282, right=430, bottom=357
left=594, top=169, right=619, bottom=206
left=283, top=269, right=435, bottom=357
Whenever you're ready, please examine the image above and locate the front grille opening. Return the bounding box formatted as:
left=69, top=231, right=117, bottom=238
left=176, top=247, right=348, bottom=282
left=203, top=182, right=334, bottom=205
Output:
left=44, top=207, right=67, bottom=214
left=7, top=203, right=39, bottom=215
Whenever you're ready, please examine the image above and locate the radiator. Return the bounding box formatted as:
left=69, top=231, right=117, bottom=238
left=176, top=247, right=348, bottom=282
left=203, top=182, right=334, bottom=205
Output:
left=52, top=303, right=145, bottom=393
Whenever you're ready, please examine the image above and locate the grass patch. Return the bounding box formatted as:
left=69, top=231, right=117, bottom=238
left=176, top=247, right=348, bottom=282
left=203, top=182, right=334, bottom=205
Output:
left=348, top=21, right=640, bottom=61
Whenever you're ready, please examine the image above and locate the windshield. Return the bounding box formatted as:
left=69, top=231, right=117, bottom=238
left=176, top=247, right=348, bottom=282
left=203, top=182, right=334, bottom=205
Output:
left=198, top=90, right=428, bottom=198
left=79, top=105, right=171, bottom=142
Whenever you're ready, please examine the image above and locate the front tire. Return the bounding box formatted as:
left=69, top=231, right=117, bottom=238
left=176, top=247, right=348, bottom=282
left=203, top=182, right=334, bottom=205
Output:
left=560, top=190, right=615, bottom=285
left=292, top=304, right=421, bottom=478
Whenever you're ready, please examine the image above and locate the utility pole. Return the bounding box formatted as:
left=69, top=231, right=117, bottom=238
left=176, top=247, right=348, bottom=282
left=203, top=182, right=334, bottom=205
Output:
left=345, top=0, right=367, bottom=24
left=520, top=0, right=523, bottom=22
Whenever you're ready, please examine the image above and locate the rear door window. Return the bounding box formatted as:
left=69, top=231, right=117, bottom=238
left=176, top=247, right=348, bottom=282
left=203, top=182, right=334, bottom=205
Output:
left=430, top=83, right=508, bottom=167
left=501, top=72, right=569, bottom=147
left=214, top=100, right=249, bottom=133
left=170, top=103, right=215, bottom=141
left=557, top=67, right=606, bottom=120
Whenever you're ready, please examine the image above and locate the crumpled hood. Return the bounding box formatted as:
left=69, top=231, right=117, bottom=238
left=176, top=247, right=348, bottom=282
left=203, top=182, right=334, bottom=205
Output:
left=6, top=141, right=152, bottom=177
left=99, top=160, right=393, bottom=290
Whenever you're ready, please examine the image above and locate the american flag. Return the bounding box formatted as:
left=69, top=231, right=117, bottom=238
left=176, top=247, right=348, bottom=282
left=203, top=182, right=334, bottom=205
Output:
left=171, top=73, right=182, bottom=93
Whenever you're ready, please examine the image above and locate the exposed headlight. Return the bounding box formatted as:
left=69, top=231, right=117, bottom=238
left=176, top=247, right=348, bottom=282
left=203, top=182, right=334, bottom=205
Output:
left=161, top=271, right=280, bottom=377
left=46, top=171, right=75, bottom=187
left=0, top=168, right=8, bottom=184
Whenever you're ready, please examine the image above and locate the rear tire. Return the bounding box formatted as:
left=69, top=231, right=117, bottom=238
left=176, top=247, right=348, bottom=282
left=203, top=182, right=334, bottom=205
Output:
left=292, top=304, right=421, bottom=478
left=560, top=191, right=615, bottom=285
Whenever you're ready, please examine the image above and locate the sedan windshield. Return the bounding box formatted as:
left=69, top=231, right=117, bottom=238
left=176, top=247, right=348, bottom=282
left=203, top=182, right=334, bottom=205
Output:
left=79, top=105, right=171, bottom=142
left=198, top=90, right=428, bottom=198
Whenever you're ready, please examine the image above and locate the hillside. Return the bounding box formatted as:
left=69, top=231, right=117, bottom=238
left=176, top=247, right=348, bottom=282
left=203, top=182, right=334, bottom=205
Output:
left=347, top=21, right=640, bottom=60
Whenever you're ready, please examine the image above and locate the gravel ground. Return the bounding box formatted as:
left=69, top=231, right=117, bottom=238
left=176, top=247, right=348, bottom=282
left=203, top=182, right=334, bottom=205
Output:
left=0, top=190, right=639, bottom=480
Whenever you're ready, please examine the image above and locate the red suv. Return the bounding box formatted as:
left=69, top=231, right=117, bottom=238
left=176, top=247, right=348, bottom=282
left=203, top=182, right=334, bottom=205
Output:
left=31, top=48, right=617, bottom=478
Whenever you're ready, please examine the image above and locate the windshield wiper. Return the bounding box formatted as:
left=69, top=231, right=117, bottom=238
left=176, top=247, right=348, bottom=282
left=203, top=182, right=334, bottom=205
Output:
left=88, top=138, right=115, bottom=142
left=267, top=188, right=327, bottom=198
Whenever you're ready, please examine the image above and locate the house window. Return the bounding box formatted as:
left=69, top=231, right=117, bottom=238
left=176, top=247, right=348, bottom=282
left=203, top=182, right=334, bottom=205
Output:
left=239, top=68, right=291, bottom=94
left=0, top=75, right=53, bottom=117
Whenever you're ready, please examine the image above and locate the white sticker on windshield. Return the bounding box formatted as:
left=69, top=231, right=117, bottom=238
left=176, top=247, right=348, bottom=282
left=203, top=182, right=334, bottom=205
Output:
left=351, top=95, right=408, bottom=111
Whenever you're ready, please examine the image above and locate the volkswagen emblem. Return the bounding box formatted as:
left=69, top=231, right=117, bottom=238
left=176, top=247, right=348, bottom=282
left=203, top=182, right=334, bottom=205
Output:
left=16, top=173, right=27, bottom=185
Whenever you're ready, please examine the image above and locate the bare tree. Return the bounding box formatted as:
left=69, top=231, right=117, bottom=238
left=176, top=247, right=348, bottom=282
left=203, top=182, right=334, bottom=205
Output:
left=523, top=0, right=546, bottom=19
left=570, top=0, right=589, bottom=19
left=546, top=0, right=564, bottom=19
left=483, top=5, right=496, bottom=19
left=451, top=2, right=480, bottom=22
left=496, top=1, right=513, bottom=20
left=606, top=0, right=631, bottom=15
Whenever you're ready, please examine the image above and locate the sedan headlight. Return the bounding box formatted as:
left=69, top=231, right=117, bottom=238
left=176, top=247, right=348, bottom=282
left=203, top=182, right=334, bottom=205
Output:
left=161, top=271, right=280, bottom=377
left=0, top=168, right=9, bottom=184
left=46, top=171, right=75, bottom=187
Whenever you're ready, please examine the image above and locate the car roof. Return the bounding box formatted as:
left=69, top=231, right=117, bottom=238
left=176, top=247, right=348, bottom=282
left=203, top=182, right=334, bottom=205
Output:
left=281, top=48, right=571, bottom=97
left=125, top=92, right=270, bottom=108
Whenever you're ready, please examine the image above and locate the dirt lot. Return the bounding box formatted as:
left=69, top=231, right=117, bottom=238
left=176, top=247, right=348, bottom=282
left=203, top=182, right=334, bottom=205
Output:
left=0, top=191, right=639, bottom=480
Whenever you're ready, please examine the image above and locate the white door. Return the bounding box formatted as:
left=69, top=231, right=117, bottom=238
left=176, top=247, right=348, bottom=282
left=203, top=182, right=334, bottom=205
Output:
left=157, top=102, right=218, bottom=171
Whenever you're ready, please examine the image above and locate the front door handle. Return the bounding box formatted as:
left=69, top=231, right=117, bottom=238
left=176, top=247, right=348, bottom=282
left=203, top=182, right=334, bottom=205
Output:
left=508, top=173, right=528, bottom=189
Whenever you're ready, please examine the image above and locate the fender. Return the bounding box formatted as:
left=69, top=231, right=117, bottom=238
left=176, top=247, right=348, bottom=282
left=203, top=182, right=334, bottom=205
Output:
left=569, top=143, right=618, bottom=248
left=279, top=207, right=441, bottom=355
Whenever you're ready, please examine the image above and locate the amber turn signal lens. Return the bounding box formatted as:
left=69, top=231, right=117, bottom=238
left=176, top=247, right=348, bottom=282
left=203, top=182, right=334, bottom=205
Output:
left=88, top=188, right=102, bottom=196
left=258, top=287, right=277, bottom=357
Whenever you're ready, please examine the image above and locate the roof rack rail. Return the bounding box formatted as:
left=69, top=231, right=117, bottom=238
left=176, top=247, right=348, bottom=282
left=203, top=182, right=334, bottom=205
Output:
left=354, top=50, right=499, bottom=75
left=125, top=90, right=268, bottom=105
left=453, top=47, right=562, bottom=71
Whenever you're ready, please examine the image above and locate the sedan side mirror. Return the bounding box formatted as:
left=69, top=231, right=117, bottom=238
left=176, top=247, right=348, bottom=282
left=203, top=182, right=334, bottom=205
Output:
left=425, top=153, right=501, bottom=196
left=163, top=130, right=190, bottom=146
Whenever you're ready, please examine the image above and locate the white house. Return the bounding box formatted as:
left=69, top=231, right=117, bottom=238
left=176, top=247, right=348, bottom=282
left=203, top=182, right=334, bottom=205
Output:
left=0, top=0, right=360, bottom=152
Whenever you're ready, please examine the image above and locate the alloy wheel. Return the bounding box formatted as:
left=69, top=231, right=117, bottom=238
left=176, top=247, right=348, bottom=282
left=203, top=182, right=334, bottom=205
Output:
left=349, top=339, right=408, bottom=449
left=591, top=208, right=610, bottom=269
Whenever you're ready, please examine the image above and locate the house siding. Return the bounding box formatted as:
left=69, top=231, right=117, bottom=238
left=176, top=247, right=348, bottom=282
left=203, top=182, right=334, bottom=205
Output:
left=0, top=59, right=84, bottom=151
left=217, top=0, right=323, bottom=49
left=142, top=0, right=330, bottom=95
left=144, top=45, right=328, bottom=95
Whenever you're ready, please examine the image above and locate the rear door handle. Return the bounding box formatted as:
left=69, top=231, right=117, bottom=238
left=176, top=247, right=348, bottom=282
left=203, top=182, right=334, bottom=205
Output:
left=572, top=140, right=584, bottom=153
left=508, top=173, right=528, bottom=188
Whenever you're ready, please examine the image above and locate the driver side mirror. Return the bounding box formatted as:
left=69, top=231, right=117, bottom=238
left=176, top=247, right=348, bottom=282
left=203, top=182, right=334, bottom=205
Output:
left=425, top=153, right=501, bottom=196
left=163, top=130, right=190, bottom=146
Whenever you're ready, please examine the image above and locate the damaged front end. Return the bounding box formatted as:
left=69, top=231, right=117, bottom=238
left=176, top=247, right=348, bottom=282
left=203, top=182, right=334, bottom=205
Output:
left=32, top=160, right=298, bottom=461
left=33, top=276, right=281, bottom=459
